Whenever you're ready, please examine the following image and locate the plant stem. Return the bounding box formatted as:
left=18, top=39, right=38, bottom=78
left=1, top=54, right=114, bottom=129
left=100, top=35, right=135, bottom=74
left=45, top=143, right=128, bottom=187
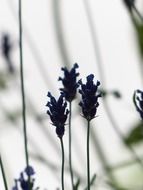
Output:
left=0, top=155, right=8, bottom=190
left=60, top=138, right=65, bottom=190
left=87, top=120, right=90, bottom=190
left=69, top=102, right=74, bottom=190
left=19, top=0, right=29, bottom=168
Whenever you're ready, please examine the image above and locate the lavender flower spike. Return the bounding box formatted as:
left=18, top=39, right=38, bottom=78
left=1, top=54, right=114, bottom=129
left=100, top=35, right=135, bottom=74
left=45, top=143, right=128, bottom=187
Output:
left=46, top=92, right=69, bottom=138
left=78, top=74, right=101, bottom=121
left=58, top=63, right=79, bottom=102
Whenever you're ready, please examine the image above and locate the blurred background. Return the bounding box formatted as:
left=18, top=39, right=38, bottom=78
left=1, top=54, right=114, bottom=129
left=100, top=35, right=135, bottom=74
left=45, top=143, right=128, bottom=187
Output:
left=0, top=0, right=143, bottom=189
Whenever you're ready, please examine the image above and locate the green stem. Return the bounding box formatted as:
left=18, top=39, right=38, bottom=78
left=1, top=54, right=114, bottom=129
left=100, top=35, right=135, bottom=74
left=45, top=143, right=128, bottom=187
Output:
left=60, top=138, right=65, bottom=190
left=69, top=102, right=74, bottom=190
left=87, top=120, right=90, bottom=190
left=0, top=155, right=8, bottom=190
left=19, top=0, right=29, bottom=168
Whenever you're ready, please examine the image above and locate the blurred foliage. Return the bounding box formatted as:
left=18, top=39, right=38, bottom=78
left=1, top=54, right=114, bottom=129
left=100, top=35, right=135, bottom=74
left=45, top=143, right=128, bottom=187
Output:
left=125, top=121, right=143, bottom=145
left=134, top=21, right=143, bottom=58
left=74, top=178, right=80, bottom=190
left=0, top=72, right=7, bottom=90
left=100, top=89, right=122, bottom=99
left=5, top=109, right=21, bottom=124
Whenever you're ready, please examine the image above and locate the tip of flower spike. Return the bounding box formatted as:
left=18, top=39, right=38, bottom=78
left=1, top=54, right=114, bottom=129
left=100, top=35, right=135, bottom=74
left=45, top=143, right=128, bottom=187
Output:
left=61, top=67, right=67, bottom=71
left=47, top=92, right=52, bottom=97
left=74, top=63, right=79, bottom=68
left=87, top=74, right=94, bottom=81
left=25, top=166, right=35, bottom=176
left=58, top=77, right=63, bottom=81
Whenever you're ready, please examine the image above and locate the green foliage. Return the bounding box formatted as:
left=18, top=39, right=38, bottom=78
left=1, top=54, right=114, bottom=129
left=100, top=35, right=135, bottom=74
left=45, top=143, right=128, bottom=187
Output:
left=0, top=72, right=7, bottom=90
left=5, top=110, right=21, bottom=124
left=73, top=178, right=80, bottom=190
left=135, top=23, right=143, bottom=57
left=132, top=17, right=143, bottom=58
left=125, top=122, right=143, bottom=145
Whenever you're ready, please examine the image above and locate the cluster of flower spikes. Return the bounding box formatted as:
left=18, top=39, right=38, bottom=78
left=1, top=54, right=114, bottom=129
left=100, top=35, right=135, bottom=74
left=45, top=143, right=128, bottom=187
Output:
left=12, top=166, right=38, bottom=190
left=58, top=63, right=79, bottom=102
left=134, top=89, right=143, bottom=120
left=46, top=92, right=69, bottom=138
left=78, top=74, right=101, bottom=121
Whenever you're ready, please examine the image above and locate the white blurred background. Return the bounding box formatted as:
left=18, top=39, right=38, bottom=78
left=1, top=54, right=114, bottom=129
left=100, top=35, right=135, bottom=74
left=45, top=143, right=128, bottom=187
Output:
left=0, top=0, right=143, bottom=189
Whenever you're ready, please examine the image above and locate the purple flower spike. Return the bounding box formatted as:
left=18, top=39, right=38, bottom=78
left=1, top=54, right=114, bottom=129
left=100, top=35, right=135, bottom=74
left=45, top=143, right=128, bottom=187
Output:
left=58, top=63, right=79, bottom=102
left=78, top=74, right=101, bottom=121
left=46, top=92, right=69, bottom=138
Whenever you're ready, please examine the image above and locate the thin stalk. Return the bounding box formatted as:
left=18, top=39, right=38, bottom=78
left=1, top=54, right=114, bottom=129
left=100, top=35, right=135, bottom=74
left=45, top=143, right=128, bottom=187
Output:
left=87, top=120, right=90, bottom=190
left=0, top=155, right=8, bottom=190
left=19, top=0, right=29, bottom=168
left=69, top=102, right=74, bottom=190
left=60, top=138, right=65, bottom=190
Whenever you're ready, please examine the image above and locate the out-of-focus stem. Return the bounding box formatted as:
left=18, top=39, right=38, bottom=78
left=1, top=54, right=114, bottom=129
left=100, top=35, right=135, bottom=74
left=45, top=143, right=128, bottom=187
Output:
left=0, top=155, right=8, bottom=190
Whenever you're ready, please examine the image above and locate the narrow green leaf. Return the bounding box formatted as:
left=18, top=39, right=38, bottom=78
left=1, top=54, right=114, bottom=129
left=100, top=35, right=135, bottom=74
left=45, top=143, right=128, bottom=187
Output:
left=124, top=122, right=143, bottom=145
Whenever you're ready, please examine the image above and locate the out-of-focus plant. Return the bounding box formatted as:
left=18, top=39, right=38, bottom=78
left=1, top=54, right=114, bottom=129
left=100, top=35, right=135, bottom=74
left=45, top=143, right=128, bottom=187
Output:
left=1, top=33, right=15, bottom=74
left=12, top=166, right=38, bottom=190
left=125, top=121, right=143, bottom=145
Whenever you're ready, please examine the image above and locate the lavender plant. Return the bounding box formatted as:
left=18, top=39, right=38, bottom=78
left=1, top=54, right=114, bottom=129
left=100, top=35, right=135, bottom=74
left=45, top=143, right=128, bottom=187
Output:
left=78, top=74, right=101, bottom=190
left=1, top=33, right=15, bottom=74
left=12, top=166, right=38, bottom=190
left=58, top=63, right=79, bottom=190
left=46, top=92, right=69, bottom=190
